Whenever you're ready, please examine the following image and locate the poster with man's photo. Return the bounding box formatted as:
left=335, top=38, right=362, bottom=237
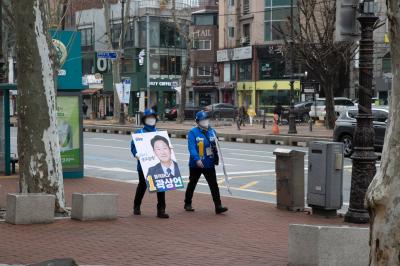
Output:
left=132, top=131, right=184, bottom=192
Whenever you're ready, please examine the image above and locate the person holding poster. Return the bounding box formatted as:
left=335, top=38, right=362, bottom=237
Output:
left=131, top=109, right=169, bottom=219
left=184, top=111, right=228, bottom=214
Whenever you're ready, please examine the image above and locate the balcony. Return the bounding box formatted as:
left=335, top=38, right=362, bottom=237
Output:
left=240, top=36, right=250, bottom=46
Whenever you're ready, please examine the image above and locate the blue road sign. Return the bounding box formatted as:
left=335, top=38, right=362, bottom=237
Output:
left=97, top=51, right=118, bottom=59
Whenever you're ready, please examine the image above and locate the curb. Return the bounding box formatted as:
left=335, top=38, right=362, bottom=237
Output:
left=81, top=124, right=331, bottom=148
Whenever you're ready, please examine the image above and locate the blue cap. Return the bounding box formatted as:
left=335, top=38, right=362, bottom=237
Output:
left=141, top=108, right=157, bottom=124
left=195, top=111, right=208, bottom=122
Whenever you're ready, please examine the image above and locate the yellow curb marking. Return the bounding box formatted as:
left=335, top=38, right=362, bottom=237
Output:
left=239, top=181, right=259, bottom=189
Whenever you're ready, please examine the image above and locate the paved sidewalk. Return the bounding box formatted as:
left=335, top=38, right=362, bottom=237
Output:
left=83, top=119, right=333, bottom=138
left=0, top=176, right=350, bottom=266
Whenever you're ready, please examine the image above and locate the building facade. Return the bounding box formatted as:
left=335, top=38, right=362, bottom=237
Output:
left=217, top=0, right=301, bottom=114
left=190, top=2, right=220, bottom=107
left=74, top=1, right=192, bottom=118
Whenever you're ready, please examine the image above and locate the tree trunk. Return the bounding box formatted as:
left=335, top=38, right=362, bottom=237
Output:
left=178, top=53, right=190, bottom=123
left=171, top=0, right=191, bottom=124
left=323, top=80, right=336, bottom=129
left=13, top=0, right=66, bottom=212
left=102, top=0, right=121, bottom=121
left=366, top=1, right=400, bottom=265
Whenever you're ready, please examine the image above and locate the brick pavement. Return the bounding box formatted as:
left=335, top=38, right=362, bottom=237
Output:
left=0, top=176, right=353, bottom=266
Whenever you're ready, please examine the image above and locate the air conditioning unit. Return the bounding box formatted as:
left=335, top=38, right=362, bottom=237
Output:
left=240, top=36, right=249, bottom=45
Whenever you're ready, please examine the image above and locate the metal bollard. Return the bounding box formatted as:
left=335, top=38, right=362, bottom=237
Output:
left=263, top=112, right=266, bottom=129
left=309, top=118, right=313, bottom=132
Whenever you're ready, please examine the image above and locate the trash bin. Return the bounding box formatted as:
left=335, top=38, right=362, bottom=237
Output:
left=273, top=148, right=306, bottom=211
left=135, top=112, right=142, bottom=126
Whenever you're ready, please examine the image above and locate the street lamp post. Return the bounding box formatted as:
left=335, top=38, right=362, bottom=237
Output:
left=119, top=0, right=126, bottom=124
left=288, top=0, right=297, bottom=134
left=344, top=0, right=378, bottom=224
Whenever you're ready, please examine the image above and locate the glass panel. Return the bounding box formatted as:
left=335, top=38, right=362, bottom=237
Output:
left=239, top=62, right=252, bottom=80
left=224, top=63, right=230, bottom=82
left=195, top=15, right=214, bottom=25
left=0, top=94, right=4, bottom=173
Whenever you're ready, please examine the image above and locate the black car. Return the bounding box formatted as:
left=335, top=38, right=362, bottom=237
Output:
left=333, top=106, right=388, bottom=157
left=164, top=106, right=201, bottom=120
left=281, top=101, right=313, bottom=122
left=204, top=103, right=237, bottom=119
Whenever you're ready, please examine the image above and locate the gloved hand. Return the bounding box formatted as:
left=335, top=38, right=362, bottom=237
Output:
left=196, top=160, right=204, bottom=168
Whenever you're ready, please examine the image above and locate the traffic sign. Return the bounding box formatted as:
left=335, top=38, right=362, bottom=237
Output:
left=97, top=51, right=118, bottom=60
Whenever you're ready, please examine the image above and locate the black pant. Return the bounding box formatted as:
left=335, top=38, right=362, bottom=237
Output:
left=134, top=170, right=166, bottom=211
left=184, top=167, right=222, bottom=207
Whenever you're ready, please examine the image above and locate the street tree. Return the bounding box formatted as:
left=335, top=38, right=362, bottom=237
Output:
left=170, top=0, right=192, bottom=123
left=282, top=0, right=353, bottom=129
left=101, top=0, right=130, bottom=123
left=366, top=1, right=400, bottom=264
left=13, top=0, right=66, bottom=212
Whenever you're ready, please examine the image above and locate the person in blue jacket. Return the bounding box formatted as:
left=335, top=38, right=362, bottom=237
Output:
left=131, top=109, right=169, bottom=219
left=184, top=111, right=228, bottom=214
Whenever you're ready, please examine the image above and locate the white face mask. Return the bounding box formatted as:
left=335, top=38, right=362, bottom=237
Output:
left=145, top=117, right=156, bottom=126
left=199, top=119, right=210, bottom=129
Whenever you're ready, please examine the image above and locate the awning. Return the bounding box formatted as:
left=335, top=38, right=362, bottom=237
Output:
left=193, top=86, right=218, bottom=92
left=82, top=88, right=101, bottom=95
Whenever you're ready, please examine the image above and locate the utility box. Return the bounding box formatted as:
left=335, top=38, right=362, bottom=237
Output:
left=273, top=148, right=306, bottom=211
left=307, top=141, right=344, bottom=214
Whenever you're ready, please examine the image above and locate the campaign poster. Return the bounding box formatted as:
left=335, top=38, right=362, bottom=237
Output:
left=56, top=96, right=80, bottom=169
left=132, top=131, right=184, bottom=192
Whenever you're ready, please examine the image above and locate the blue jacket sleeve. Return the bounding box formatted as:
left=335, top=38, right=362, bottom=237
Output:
left=131, top=140, right=137, bottom=157
left=188, top=130, right=200, bottom=162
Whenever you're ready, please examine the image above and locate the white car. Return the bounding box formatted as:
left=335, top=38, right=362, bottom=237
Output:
left=309, top=97, right=355, bottom=120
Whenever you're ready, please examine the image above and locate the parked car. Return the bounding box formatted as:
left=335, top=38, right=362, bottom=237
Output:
left=281, top=101, right=313, bottom=122
left=164, top=106, right=201, bottom=120
left=204, top=103, right=238, bottom=119
left=333, top=106, right=388, bottom=157
left=309, top=97, right=355, bottom=119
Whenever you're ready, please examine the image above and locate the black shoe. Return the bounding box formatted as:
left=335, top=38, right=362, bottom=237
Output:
left=133, top=207, right=141, bottom=215
left=184, top=203, right=195, bottom=212
left=215, top=206, right=228, bottom=214
left=157, top=210, right=170, bottom=219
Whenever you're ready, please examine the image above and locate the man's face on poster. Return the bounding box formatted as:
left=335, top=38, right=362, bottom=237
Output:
left=153, top=140, right=172, bottom=164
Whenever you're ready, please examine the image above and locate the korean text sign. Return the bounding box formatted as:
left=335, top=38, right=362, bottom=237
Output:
left=132, top=131, right=184, bottom=192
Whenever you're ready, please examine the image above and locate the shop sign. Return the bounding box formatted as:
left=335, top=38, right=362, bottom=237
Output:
left=217, top=46, right=252, bottom=62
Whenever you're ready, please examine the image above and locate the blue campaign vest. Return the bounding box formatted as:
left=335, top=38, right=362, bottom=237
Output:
left=188, top=126, right=218, bottom=168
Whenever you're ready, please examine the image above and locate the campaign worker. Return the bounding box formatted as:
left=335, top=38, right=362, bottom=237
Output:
left=147, top=135, right=181, bottom=179
left=184, top=111, right=228, bottom=214
left=130, top=109, right=169, bottom=219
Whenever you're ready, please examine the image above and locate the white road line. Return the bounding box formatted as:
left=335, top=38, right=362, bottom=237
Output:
left=172, top=143, right=281, bottom=154
left=85, top=164, right=137, bottom=173
left=85, top=144, right=130, bottom=150
left=229, top=152, right=276, bottom=159
left=85, top=164, right=276, bottom=177
left=87, top=137, right=126, bottom=142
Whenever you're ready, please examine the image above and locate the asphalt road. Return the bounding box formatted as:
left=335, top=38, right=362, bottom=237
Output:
left=11, top=128, right=377, bottom=211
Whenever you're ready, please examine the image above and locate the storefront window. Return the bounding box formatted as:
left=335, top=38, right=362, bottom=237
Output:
left=224, top=63, right=236, bottom=82
left=259, top=59, right=285, bottom=79
left=156, top=55, right=182, bottom=75
left=239, top=62, right=252, bottom=80
left=258, top=90, right=290, bottom=112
